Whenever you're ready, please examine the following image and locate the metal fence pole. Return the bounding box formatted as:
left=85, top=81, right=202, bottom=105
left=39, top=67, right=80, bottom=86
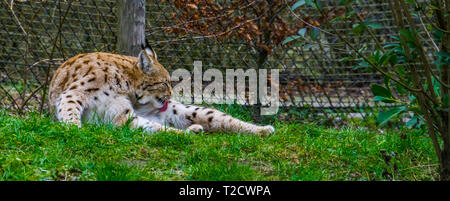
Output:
left=118, top=0, right=145, bottom=57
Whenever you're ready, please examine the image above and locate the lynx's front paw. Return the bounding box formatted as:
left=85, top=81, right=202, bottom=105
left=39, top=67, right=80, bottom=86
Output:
left=186, top=124, right=204, bottom=134
left=259, top=125, right=275, bottom=136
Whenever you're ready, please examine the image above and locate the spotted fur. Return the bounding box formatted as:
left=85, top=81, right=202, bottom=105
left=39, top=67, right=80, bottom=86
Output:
left=48, top=44, right=274, bottom=135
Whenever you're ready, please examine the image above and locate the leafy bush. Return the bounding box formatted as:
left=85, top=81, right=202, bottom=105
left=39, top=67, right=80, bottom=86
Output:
left=285, top=0, right=450, bottom=180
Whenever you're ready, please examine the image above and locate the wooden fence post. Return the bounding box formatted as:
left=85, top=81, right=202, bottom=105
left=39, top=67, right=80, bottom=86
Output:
left=118, top=0, right=146, bottom=57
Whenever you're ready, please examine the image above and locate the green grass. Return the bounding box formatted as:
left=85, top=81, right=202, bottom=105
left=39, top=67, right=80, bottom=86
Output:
left=0, top=108, right=439, bottom=181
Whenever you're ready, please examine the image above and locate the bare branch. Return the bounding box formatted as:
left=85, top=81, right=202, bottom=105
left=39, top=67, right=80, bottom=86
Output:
left=283, top=0, right=336, bottom=36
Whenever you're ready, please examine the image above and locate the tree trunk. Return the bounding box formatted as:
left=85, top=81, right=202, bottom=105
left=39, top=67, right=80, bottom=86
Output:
left=252, top=48, right=268, bottom=124
left=441, top=143, right=450, bottom=180
left=118, top=0, right=146, bottom=57
left=433, top=0, right=450, bottom=180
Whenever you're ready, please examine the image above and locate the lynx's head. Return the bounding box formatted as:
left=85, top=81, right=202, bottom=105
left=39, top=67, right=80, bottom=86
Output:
left=135, top=41, right=172, bottom=112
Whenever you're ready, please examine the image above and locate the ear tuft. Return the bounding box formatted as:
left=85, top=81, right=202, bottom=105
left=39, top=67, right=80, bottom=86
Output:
left=142, top=39, right=157, bottom=60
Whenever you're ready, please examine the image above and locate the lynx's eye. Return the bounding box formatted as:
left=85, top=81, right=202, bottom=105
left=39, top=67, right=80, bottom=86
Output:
left=158, top=82, right=169, bottom=89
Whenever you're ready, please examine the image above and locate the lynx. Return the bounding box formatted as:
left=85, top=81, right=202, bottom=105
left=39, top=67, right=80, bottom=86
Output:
left=48, top=42, right=275, bottom=135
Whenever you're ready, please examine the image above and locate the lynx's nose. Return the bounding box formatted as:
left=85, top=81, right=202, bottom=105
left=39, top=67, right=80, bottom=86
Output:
left=162, top=95, right=171, bottom=102
left=157, top=95, right=171, bottom=103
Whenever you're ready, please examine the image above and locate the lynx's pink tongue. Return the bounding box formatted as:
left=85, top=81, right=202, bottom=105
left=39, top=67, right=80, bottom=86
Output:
left=159, top=101, right=169, bottom=112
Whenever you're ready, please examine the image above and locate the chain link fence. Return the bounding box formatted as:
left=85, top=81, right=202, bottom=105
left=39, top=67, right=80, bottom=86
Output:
left=0, top=0, right=116, bottom=113
left=0, top=0, right=409, bottom=124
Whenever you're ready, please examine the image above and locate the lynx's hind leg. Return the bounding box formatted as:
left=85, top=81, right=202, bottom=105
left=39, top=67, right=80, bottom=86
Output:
left=55, top=90, right=88, bottom=127
left=166, top=101, right=274, bottom=135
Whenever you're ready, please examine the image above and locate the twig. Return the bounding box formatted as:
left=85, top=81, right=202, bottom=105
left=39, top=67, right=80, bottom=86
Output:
left=309, top=0, right=421, bottom=94
left=417, top=12, right=440, bottom=52
left=0, top=84, right=21, bottom=113
left=351, top=5, right=385, bottom=53
left=39, top=1, right=72, bottom=114
left=30, top=58, right=65, bottom=68
left=283, top=0, right=336, bottom=36
left=151, top=18, right=261, bottom=44
left=399, top=0, right=449, bottom=90
left=418, top=8, right=450, bottom=33
left=18, top=58, right=65, bottom=111
left=148, top=0, right=260, bottom=37
left=3, top=0, right=27, bottom=37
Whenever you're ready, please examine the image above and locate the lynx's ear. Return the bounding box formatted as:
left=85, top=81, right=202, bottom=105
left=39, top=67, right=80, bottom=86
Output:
left=138, top=40, right=158, bottom=74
